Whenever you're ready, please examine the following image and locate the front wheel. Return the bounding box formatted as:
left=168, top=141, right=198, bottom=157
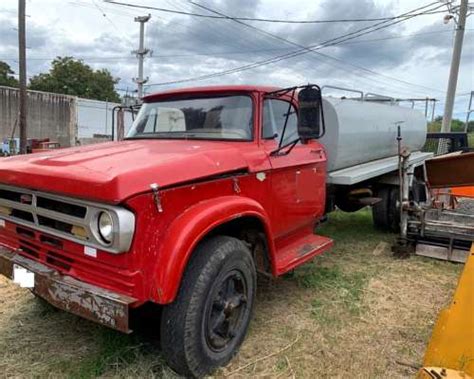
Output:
left=160, top=236, right=256, bottom=378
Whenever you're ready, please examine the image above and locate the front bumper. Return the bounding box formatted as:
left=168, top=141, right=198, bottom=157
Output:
left=0, top=245, right=136, bottom=333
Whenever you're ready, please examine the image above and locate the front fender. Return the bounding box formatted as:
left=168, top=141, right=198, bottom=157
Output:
left=150, top=195, right=274, bottom=304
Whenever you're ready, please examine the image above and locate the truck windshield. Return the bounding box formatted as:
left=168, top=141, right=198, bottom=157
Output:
left=126, top=95, right=253, bottom=141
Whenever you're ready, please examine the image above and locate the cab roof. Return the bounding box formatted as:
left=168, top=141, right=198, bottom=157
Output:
left=142, top=85, right=281, bottom=102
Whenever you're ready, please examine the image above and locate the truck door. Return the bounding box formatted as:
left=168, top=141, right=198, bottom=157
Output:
left=262, top=98, right=326, bottom=239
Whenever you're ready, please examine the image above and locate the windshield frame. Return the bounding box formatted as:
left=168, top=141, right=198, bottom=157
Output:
left=125, top=93, right=255, bottom=142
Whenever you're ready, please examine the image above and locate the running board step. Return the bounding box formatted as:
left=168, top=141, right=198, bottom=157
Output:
left=275, top=233, right=333, bottom=275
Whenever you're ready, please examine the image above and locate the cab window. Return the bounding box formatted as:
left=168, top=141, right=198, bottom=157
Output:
left=127, top=95, right=253, bottom=141
left=262, top=99, right=298, bottom=145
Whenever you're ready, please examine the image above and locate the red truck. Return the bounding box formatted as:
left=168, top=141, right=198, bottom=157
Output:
left=0, top=85, right=430, bottom=377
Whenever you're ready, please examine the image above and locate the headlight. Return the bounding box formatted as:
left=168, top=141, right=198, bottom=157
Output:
left=98, top=211, right=114, bottom=244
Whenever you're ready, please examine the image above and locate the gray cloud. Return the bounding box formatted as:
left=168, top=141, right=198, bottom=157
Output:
left=0, top=17, right=49, bottom=50
left=0, top=0, right=472, bottom=113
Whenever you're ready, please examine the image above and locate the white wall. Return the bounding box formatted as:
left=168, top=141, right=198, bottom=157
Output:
left=76, top=98, right=134, bottom=140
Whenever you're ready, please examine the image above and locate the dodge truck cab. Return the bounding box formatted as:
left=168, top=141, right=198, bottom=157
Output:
left=0, top=85, right=331, bottom=377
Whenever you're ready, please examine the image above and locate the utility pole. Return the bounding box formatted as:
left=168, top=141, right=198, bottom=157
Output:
left=18, top=0, right=27, bottom=154
left=133, top=14, right=151, bottom=101
left=440, top=0, right=469, bottom=135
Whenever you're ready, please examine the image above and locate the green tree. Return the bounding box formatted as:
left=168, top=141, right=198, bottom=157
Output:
left=0, top=61, right=19, bottom=87
left=428, top=117, right=469, bottom=133
left=468, top=120, right=474, bottom=133
left=29, top=57, right=120, bottom=102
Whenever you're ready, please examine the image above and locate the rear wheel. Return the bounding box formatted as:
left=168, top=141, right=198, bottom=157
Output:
left=160, top=236, right=256, bottom=378
left=372, top=186, right=400, bottom=232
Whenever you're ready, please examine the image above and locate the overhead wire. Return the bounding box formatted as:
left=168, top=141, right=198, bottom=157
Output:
left=89, top=0, right=136, bottom=49
left=171, top=0, right=274, bottom=50
left=150, top=1, right=443, bottom=80
left=163, top=0, right=253, bottom=52
left=17, top=0, right=469, bottom=102
left=13, top=0, right=451, bottom=97
left=144, top=1, right=446, bottom=87
left=181, top=0, right=407, bottom=96
left=4, top=29, right=471, bottom=62
left=69, top=0, right=142, bottom=18
left=104, top=0, right=446, bottom=24
left=186, top=0, right=446, bottom=95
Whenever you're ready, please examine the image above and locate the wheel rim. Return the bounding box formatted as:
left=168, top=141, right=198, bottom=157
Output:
left=204, top=270, right=248, bottom=352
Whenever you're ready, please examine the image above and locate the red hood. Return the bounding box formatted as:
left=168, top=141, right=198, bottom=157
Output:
left=0, top=140, right=250, bottom=203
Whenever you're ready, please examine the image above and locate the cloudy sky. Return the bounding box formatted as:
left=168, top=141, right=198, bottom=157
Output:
left=0, top=0, right=473, bottom=118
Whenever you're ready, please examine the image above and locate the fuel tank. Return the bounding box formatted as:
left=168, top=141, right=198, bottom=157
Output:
left=320, top=97, right=427, bottom=172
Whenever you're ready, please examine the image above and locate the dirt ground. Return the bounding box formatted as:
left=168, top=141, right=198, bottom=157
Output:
left=0, top=210, right=462, bottom=378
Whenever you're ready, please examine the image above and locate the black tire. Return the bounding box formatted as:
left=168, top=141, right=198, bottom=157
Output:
left=160, top=236, right=256, bottom=378
left=387, top=187, right=400, bottom=232
left=372, top=186, right=400, bottom=232
left=373, top=187, right=390, bottom=230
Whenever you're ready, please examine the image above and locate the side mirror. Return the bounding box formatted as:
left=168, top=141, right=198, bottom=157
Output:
left=298, top=85, right=324, bottom=141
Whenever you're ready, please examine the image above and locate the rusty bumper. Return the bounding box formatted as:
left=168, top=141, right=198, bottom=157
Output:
left=0, top=246, right=136, bottom=333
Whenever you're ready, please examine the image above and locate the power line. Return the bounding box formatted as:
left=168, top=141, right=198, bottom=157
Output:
left=90, top=0, right=135, bottom=48
left=3, top=29, right=471, bottom=63
left=14, top=0, right=443, bottom=96
left=73, top=0, right=209, bottom=52
left=104, top=0, right=446, bottom=24
left=174, top=1, right=243, bottom=52
left=185, top=0, right=395, bottom=95
left=145, top=1, right=445, bottom=87
left=145, top=13, right=435, bottom=87
left=334, top=28, right=472, bottom=46
left=0, top=48, right=290, bottom=61
left=69, top=0, right=141, bottom=17
left=187, top=0, right=446, bottom=95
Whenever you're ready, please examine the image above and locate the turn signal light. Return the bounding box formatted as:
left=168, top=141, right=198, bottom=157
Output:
left=71, top=225, right=88, bottom=240
left=0, top=206, right=12, bottom=216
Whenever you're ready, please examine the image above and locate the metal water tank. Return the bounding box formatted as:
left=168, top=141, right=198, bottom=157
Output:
left=320, top=97, right=427, bottom=172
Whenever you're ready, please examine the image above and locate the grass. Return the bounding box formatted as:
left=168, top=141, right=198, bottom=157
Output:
left=0, top=209, right=463, bottom=378
left=66, top=331, right=142, bottom=379
left=297, top=266, right=367, bottom=322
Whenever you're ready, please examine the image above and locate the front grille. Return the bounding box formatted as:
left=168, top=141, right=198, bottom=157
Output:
left=46, top=250, right=73, bottom=271
left=0, top=185, right=88, bottom=238
left=0, top=188, right=24, bottom=203
left=37, top=215, right=74, bottom=235
left=0, top=184, right=136, bottom=254
left=18, top=239, right=40, bottom=259
left=2, top=225, right=138, bottom=295
left=11, top=209, right=34, bottom=222
left=17, top=227, right=35, bottom=239
left=39, top=234, right=63, bottom=248
left=37, top=196, right=87, bottom=218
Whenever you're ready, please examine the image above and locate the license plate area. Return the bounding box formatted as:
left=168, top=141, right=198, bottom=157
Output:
left=13, top=264, right=35, bottom=288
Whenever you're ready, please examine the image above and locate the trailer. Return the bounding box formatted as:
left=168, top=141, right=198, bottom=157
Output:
left=395, top=149, right=474, bottom=262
